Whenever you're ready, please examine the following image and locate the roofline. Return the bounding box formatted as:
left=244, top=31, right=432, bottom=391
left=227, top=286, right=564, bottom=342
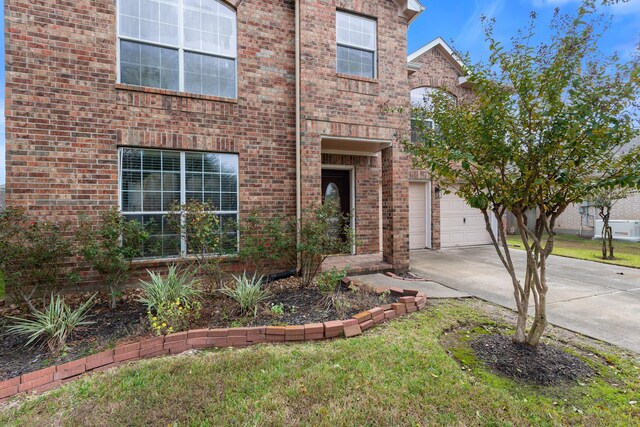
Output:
left=407, top=36, right=466, bottom=74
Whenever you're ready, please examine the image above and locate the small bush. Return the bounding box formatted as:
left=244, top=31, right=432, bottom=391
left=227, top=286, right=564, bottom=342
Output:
left=78, top=208, right=150, bottom=308
left=298, top=199, right=354, bottom=288
left=138, top=266, right=202, bottom=311
left=139, top=266, right=203, bottom=335
left=239, top=212, right=296, bottom=277
left=220, top=272, right=269, bottom=317
left=0, top=208, right=77, bottom=311
left=6, top=293, right=96, bottom=355
left=317, top=266, right=349, bottom=294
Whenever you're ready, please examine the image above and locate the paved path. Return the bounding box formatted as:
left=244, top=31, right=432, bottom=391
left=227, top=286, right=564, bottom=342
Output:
left=410, top=246, right=640, bottom=353
left=354, top=273, right=470, bottom=299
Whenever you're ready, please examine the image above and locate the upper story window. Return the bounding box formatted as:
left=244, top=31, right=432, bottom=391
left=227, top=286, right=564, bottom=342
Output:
left=118, top=0, right=237, bottom=98
left=336, top=11, right=377, bottom=79
left=410, top=87, right=456, bottom=141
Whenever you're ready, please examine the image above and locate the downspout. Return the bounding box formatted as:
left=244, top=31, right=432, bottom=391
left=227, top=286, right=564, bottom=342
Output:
left=295, top=0, right=301, bottom=271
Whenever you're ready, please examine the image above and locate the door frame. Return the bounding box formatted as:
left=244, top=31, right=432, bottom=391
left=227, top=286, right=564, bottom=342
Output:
left=409, top=180, right=432, bottom=250
left=321, top=164, right=356, bottom=255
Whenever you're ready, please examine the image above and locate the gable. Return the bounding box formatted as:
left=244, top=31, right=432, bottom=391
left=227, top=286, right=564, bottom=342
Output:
left=408, top=37, right=465, bottom=75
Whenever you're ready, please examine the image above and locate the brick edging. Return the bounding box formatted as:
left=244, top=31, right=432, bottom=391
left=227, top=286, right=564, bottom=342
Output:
left=0, top=287, right=426, bottom=402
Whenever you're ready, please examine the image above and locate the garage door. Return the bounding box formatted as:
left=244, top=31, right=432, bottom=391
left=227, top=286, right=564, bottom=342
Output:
left=440, top=191, right=492, bottom=247
left=409, top=182, right=430, bottom=249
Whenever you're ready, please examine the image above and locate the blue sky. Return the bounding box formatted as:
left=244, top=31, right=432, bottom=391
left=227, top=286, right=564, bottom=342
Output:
left=0, top=0, right=638, bottom=185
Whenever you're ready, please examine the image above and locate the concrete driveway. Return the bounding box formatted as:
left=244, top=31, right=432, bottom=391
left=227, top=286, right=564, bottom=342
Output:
left=410, top=246, right=640, bottom=353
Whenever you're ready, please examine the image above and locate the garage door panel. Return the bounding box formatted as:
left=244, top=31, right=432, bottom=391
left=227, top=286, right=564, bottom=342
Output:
left=441, top=191, right=491, bottom=248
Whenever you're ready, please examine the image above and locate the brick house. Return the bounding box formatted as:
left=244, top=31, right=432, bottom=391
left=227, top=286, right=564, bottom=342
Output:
left=5, top=0, right=492, bottom=285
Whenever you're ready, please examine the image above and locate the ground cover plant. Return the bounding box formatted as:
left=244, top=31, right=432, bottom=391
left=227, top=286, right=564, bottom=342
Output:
left=1, top=299, right=638, bottom=426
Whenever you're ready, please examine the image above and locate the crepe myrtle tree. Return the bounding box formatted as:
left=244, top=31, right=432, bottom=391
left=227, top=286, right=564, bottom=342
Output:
left=404, top=1, right=639, bottom=346
left=589, top=187, right=630, bottom=259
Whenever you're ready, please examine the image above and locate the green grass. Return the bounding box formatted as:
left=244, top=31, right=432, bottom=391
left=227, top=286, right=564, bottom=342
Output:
left=506, top=233, right=640, bottom=268
left=2, top=300, right=639, bottom=426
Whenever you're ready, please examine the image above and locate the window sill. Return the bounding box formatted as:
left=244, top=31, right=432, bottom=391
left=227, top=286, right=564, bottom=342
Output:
left=115, top=84, right=239, bottom=104
left=336, top=73, right=379, bottom=84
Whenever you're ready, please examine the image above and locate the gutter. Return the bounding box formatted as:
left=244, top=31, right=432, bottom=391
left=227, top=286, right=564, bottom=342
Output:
left=295, top=0, right=301, bottom=270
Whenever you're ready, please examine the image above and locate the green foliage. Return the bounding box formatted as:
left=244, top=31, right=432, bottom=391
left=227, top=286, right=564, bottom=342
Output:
left=219, top=272, right=269, bottom=317
left=6, top=293, right=96, bottom=355
left=0, top=208, right=77, bottom=310
left=298, top=199, right=354, bottom=288
left=378, top=289, right=391, bottom=303
left=403, top=1, right=639, bottom=346
left=139, top=266, right=203, bottom=336
left=167, top=201, right=227, bottom=289
left=138, top=265, right=202, bottom=312
left=316, top=266, right=349, bottom=294
left=270, top=302, right=285, bottom=317
left=148, top=299, right=201, bottom=336
left=238, top=211, right=296, bottom=277
left=78, top=208, right=150, bottom=309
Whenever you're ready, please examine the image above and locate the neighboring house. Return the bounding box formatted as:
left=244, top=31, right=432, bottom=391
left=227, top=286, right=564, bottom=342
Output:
left=406, top=37, right=499, bottom=250
left=5, top=0, right=427, bottom=280
left=555, top=137, right=640, bottom=237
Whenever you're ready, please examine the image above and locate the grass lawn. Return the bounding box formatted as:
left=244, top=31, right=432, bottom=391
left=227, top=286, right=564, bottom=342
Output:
left=2, top=300, right=639, bottom=426
left=506, top=233, right=640, bottom=268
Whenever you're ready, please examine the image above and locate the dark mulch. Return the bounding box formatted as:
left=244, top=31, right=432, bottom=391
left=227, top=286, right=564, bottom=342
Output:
left=470, top=334, right=594, bottom=386
left=1, top=276, right=396, bottom=381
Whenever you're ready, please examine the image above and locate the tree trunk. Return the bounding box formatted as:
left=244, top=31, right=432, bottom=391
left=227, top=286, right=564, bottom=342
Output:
left=109, top=284, right=117, bottom=309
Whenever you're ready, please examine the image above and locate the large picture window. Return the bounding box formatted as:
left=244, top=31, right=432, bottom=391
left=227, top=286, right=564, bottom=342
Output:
left=336, top=11, right=377, bottom=78
left=118, top=0, right=237, bottom=98
left=119, top=148, right=239, bottom=258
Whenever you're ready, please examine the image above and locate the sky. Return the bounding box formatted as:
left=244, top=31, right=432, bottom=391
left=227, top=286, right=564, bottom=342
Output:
left=0, top=0, right=638, bottom=185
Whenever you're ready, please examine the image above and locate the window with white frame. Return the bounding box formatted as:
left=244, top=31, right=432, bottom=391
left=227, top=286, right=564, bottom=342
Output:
left=410, top=87, right=456, bottom=141
left=336, top=11, right=377, bottom=78
left=118, top=0, right=237, bottom=98
left=119, top=148, right=239, bottom=258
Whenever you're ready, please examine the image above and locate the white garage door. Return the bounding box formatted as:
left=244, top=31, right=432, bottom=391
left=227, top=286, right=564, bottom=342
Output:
left=440, top=191, right=492, bottom=248
left=409, top=182, right=430, bottom=249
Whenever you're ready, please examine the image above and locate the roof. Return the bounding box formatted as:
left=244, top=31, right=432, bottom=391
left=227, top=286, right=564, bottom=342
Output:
left=407, top=37, right=466, bottom=75
left=393, top=0, right=424, bottom=23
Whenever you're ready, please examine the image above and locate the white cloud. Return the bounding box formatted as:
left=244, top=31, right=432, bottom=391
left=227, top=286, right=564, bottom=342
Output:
left=531, top=0, right=640, bottom=15
left=456, top=0, right=506, bottom=59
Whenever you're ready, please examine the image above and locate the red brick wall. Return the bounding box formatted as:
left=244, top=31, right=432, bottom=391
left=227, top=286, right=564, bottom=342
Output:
left=299, top=0, right=411, bottom=269
left=4, top=0, right=413, bottom=278
left=407, top=44, right=472, bottom=250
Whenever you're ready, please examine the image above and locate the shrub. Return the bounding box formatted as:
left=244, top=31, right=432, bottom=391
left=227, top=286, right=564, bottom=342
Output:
left=238, top=212, right=296, bottom=277
left=167, top=201, right=226, bottom=289
left=78, top=208, right=150, bottom=308
left=298, top=199, right=354, bottom=288
left=220, top=272, right=269, bottom=317
left=6, top=293, right=96, bottom=355
left=317, top=266, right=349, bottom=294
left=139, top=266, right=203, bottom=336
left=138, top=266, right=202, bottom=311
left=0, top=208, right=77, bottom=311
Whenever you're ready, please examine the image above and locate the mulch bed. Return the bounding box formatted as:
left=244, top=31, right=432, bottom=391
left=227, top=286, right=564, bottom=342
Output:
left=0, top=276, right=396, bottom=381
left=470, top=334, right=594, bottom=386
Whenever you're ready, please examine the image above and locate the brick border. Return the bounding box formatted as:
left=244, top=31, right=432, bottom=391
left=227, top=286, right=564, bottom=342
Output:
left=0, top=287, right=426, bottom=403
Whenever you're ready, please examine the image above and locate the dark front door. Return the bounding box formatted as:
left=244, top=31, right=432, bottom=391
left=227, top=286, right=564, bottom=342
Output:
left=321, top=169, right=351, bottom=242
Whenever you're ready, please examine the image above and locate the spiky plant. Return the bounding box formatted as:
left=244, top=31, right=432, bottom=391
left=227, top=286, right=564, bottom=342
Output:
left=219, top=272, right=269, bottom=317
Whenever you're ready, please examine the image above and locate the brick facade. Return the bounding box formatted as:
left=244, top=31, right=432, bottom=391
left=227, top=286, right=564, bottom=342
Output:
left=407, top=40, right=472, bottom=250
left=5, top=0, right=420, bottom=283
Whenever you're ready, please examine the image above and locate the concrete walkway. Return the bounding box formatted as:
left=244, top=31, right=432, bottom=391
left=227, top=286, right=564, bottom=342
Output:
left=409, top=247, right=640, bottom=353
left=354, top=273, right=470, bottom=299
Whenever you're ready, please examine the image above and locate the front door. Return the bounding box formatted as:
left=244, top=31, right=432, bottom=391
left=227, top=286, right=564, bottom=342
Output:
left=321, top=169, right=351, bottom=242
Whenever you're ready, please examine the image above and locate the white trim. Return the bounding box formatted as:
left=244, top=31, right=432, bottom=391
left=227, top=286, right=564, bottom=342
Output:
left=409, top=180, right=432, bottom=250
left=407, top=37, right=465, bottom=73
left=321, top=164, right=356, bottom=255
left=320, top=135, right=392, bottom=144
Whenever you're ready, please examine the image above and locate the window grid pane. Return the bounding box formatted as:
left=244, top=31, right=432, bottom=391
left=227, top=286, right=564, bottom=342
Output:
left=336, top=11, right=376, bottom=78
left=118, top=0, right=237, bottom=97
left=120, top=148, right=238, bottom=258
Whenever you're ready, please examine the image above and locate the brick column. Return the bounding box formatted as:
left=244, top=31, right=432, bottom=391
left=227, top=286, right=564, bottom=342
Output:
left=381, top=146, right=410, bottom=271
